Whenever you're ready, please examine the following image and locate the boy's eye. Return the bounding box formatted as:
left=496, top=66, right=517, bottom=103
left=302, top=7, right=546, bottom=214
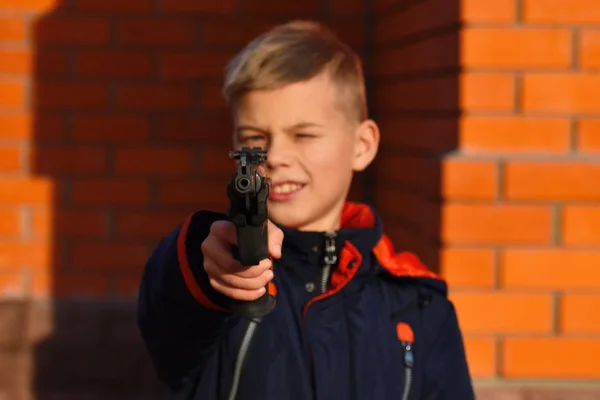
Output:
left=241, top=135, right=265, bottom=142
left=295, top=133, right=316, bottom=139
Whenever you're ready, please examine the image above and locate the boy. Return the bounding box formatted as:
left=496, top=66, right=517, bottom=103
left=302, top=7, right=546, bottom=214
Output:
left=137, top=20, right=475, bottom=400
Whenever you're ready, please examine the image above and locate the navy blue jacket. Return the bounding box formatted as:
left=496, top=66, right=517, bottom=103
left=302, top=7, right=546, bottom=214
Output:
left=137, top=202, right=475, bottom=400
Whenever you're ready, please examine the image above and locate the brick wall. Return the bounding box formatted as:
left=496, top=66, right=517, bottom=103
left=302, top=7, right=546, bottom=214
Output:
left=0, top=0, right=599, bottom=398
left=372, top=0, right=600, bottom=399
left=0, top=1, right=366, bottom=398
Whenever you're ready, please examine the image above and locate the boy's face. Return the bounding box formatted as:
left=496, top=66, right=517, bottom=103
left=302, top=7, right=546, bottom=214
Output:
left=232, top=72, right=379, bottom=232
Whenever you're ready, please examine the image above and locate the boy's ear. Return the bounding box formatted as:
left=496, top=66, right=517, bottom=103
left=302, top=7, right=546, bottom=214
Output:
left=352, top=119, right=380, bottom=172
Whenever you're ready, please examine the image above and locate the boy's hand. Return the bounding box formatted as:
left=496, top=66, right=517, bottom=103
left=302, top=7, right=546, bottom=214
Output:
left=201, top=220, right=283, bottom=302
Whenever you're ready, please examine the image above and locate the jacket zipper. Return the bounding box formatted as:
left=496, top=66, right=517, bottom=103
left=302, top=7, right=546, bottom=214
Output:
left=401, top=340, right=414, bottom=400
left=305, top=232, right=338, bottom=399
left=319, top=232, right=337, bottom=294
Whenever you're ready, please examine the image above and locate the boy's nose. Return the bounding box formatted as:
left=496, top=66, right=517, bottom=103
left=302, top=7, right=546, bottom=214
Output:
left=265, top=139, right=292, bottom=169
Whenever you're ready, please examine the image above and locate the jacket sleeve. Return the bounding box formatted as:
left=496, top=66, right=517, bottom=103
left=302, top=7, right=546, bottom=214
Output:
left=421, top=301, right=475, bottom=400
left=136, top=210, right=242, bottom=392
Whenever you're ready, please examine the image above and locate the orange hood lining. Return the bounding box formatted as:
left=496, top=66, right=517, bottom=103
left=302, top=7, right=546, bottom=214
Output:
left=341, top=202, right=442, bottom=281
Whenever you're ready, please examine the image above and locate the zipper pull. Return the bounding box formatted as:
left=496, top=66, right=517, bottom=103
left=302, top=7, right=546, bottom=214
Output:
left=396, top=322, right=415, bottom=369
left=397, top=322, right=415, bottom=400
left=319, top=232, right=337, bottom=293
left=323, top=232, right=337, bottom=266
left=402, top=342, right=414, bottom=368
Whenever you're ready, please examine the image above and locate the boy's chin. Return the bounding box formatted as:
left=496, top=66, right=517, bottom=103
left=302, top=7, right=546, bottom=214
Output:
left=268, top=208, right=309, bottom=230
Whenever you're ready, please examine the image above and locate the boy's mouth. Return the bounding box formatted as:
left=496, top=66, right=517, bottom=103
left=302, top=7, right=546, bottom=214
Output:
left=270, top=182, right=305, bottom=201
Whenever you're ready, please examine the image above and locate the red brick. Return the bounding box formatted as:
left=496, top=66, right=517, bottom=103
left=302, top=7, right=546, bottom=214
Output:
left=200, top=84, right=228, bottom=111
left=451, top=292, right=552, bottom=333
left=114, top=147, right=193, bottom=175
left=375, top=155, right=439, bottom=195
left=460, top=117, right=571, bottom=154
left=115, top=273, right=141, bottom=298
left=462, top=28, right=571, bottom=68
left=200, top=22, right=273, bottom=47
left=199, top=146, right=233, bottom=175
left=245, top=0, right=320, bottom=15
left=463, top=337, right=497, bottom=378
left=374, top=0, right=459, bottom=43
left=36, top=83, right=109, bottom=110
left=442, top=159, right=497, bottom=200
left=0, top=82, right=24, bottom=108
left=31, top=209, right=109, bottom=240
left=0, top=242, right=50, bottom=270
left=0, top=146, right=22, bottom=173
left=0, top=178, right=53, bottom=205
left=524, top=0, right=600, bottom=23
left=523, top=74, right=600, bottom=113
left=71, top=179, right=150, bottom=206
left=503, top=338, right=600, bottom=378
left=331, top=0, right=363, bottom=15
left=579, top=119, right=600, bottom=152
left=461, top=73, right=515, bottom=112
left=156, top=116, right=232, bottom=143
left=35, top=114, right=68, bottom=140
left=501, top=249, right=600, bottom=289
left=0, top=18, right=25, bottom=41
left=0, top=209, right=21, bottom=237
left=440, top=248, right=496, bottom=288
left=114, top=84, right=194, bottom=110
left=74, top=51, right=151, bottom=78
left=116, top=19, right=196, bottom=46
left=37, top=51, right=70, bottom=77
left=376, top=190, right=439, bottom=239
left=462, top=0, right=516, bottom=22
left=69, top=243, right=149, bottom=271
left=374, top=0, right=397, bottom=11
left=157, top=180, right=227, bottom=207
left=329, top=22, right=366, bottom=50
left=159, top=52, right=232, bottom=79
left=0, top=114, right=66, bottom=140
left=505, top=161, right=600, bottom=200
left=373, top=77, right=457, bottom=112
left=32, top=146, right=107, bottom=175
left=33, top=272, right=110, bottom=299
left=0, top=115, right=30, bottom=139
left=0, top=51, right=31, bottom=74
left=0, top=0, right=55, bottom=11
left=36, top=17, right=111, bottom=45
left=373, top=33, right=458, bottom=76
left=72, top=116, right=150, bottom=142
left=72, top=0, right=153, bottom=12
left=114, top=211, right=189, bottom=238
left=442, top=204, right=552, bottom=244
left=377, top=118, right=457, bottom=153
left=580, top=30, right=600, bottom=68
left=562, top=206, right=600, bottom=245
left=560, top=295, right=600, bottom=334
left=160, top=0, right=236, bottom=13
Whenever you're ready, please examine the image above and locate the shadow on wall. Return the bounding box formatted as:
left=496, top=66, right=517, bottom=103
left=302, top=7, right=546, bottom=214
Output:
left=27, top=1, right=369, bottom=399
left=370, top=0, right=461, bottom=273
left=26, top=0, right=458, bottom=398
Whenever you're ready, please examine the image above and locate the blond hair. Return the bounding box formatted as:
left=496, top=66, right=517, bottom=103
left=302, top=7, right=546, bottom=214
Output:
left=222, top=20, right=367, bottom=123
